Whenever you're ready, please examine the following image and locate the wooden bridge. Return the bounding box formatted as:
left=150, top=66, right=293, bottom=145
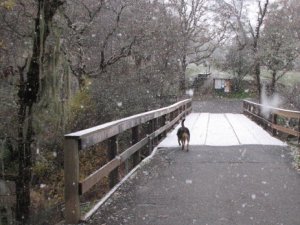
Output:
left=63, top=99, right=300, bottom=224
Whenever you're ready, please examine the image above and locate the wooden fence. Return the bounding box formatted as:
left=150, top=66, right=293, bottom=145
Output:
left=64, top=99, right=192, bottom=224
left=243, top=100, right=300, bottom=142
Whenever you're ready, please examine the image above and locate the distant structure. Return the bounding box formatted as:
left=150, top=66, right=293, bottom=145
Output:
left=213, top=77, right=233, bottom=93
left=193, top=72, right=211, bottom=87
left=192, top=63, right=211, bottom=88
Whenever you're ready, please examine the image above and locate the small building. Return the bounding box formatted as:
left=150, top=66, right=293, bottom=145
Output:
left=193, top=73, right=211, bottom=87
left=213, top=78, right=233, bottom=93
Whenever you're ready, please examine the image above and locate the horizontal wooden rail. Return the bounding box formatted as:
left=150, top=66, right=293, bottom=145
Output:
left=65, top=99, right=191, bottom=149
left=243, top=100, right=300, bottom=142
left=64, top=99, right=192, bottom=224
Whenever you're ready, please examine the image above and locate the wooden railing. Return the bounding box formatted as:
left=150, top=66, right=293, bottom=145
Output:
left=64, top=99, right=192, bottom=224
left=243, top=100, right=300, bottom=142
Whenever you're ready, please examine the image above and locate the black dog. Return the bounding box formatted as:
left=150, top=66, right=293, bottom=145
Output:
left=177, top=119, right=190, bottom=151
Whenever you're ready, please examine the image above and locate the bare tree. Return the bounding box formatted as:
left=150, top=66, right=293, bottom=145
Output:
left=216, top=0, right=270, bottom=100
left=249, top=0, right=269, bottom=102
left=260, top=1, right=299, bottom=96
left=59, top=0, right=137, bottom=89
left=167, top=0, right=228, bottom=91
left=215, top=0, right=253, bottom=90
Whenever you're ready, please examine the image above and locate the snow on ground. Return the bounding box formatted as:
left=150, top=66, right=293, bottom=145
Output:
left=158, top=113, right=286, bottom=147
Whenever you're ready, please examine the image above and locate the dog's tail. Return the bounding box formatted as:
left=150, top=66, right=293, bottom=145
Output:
left=181, top=119, right=185, bottom=128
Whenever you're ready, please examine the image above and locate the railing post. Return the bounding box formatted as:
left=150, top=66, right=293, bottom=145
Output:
left=148, top=119, right=155, bottom=154
left=272, top=113, right=277, bottom=136
left=108, top=135, right=118, bottom=188
left=298, top=118, right=300, bottom=144
left=132, top=126, right=140, bottom=167
left=64, top=138, right=80, bottom=224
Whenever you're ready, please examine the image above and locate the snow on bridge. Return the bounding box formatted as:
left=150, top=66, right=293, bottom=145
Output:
left=159, top=113, right=286, bottom=147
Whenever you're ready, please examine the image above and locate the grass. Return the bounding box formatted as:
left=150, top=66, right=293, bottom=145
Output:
left=260, top=69, right=300, bottom=86
left=215, top=90, right=254, bottom=99
left=186, top=63, right=300, bottom=87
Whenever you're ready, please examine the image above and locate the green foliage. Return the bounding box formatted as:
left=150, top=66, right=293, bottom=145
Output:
left=32, top=162, right=50, bottom=180
left=0, top=139, right=17, bottom=173
left=0, top=0, right=15, bottom=10
left=215, top=89, right=253, bottom=99
left=67, top=82, right=97, bottom=131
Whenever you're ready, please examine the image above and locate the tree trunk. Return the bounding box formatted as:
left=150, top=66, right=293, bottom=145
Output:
left=180, top=55, right=187, bottom=93
left=15, top=11, right=41, bottom=221
left=270, top=70, right=277, bottom=96
left=16, top=103, right=33, bottom=223
left=254, top=62, right=262, bottom=102
left=15, top=1, right=64, bottom=223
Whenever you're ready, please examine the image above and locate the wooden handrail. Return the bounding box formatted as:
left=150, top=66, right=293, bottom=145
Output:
left=64, top=99, right=192, bottom=224
left=65, top=99, right=192, bottom=149
left=243, top=100, right=300, bottom=142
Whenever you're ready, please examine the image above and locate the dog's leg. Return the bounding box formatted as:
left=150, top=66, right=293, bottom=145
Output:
left=178, top=138, right=181, bottom=146
left=181, top=140, right=185, bottom=151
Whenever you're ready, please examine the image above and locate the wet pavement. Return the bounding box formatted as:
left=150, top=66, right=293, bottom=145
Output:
left=87, top=145, right=300, bottom=225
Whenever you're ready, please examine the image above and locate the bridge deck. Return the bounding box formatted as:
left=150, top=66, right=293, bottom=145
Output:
left=86, top=101, right=299, bottom=225
left=159, top=113, right=286, bottom=147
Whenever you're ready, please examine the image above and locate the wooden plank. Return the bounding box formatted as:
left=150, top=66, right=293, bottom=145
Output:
left=272, top=124, right=300, bottom=137
left=108, top=136, right=118, bottom=188
left=66, top=99, right=191, bottom=138
left=64, top=138, right=81, bottom=224
left=119, top=137, right=149, bottom=161
left=132, top=126, right=140, bottom=167
left=65, top=99, right=192, bottom=149
left=243, top=109, right=271, bottom=125
left=63, top=99, right=192, bottom=223
left=153, top=111, right=185, bottom=138
left=79, top=107, right=188, bottom=195
left=272, top=114, right=277, bottom=136
left=243, top=100, right=300, bottom=119
left=79, top=157, right=121, bottom=195
left=78, top=109, right=187, bottom=195
left=274, top=110, right=300, bottom=119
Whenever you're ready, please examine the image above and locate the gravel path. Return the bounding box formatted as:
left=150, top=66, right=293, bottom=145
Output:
left=192, top=99, right=243, bottom=114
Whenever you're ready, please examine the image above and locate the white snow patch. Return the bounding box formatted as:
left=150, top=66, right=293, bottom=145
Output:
left=158, top=113, right=286, bottom=147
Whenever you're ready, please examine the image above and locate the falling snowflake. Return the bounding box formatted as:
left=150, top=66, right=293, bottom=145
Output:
left=185, top=179, right=192, bottom=184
